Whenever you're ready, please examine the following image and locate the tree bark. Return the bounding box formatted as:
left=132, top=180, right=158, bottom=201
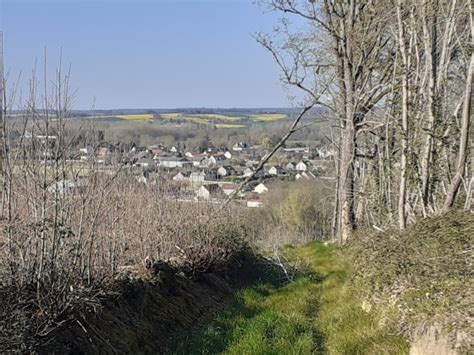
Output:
left=397, top=0, right=410, bottom=229
left=442, top=52, right=473, bottom=212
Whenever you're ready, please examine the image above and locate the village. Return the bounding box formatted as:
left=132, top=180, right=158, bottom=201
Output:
left=57, top=138, right=336, bottom=207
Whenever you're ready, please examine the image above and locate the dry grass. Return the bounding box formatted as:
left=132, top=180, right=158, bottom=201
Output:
left=0, top=170, right=252, bottom=352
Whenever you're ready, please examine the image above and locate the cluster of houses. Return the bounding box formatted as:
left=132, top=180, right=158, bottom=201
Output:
left=69, top=141, right=335, bottom=208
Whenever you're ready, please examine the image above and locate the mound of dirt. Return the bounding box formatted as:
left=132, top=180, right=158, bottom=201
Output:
left=38, top=252, right=273, bottom=354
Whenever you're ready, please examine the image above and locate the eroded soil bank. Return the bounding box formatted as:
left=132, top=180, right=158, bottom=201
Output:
left=38, top=252, right=276, bottom=354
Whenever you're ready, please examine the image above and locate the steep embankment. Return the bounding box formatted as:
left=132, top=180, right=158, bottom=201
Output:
left=350, top=211, right=473, bottom=354
left=38, top=252, right=271, bottom=354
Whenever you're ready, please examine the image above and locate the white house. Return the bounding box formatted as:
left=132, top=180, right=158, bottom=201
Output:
left=222, top=183, right=239, bottom=196
left=47, top=178, right=88, bottom=195
left=296, top=160, right=311, bottom=172
left=217, top=165, right=236, bottom=177
left=196, top=184, right=224, bottom=200
left=203, top=155, right=227, bottom=167
left=170, top=146, right=178, bottom=153
left=243, top=167, right=254, bottom=177
left=156, top=156, right=192, bottom=168
left=285, top=162, right=296, bottom=171
left=190, top=171, right=206, bottom=182
left=189, top=156, right=206, bottom=167
left=134, top=158, right=156, bottom=169
left=247, top=199, right=263, bottom=208
left=254, top=183, right=268, bottom=194
left=137, top=175, right=148, bottom=184
left=295, top=171, right=316, bottom=180
left=224, top=151, right=232, bottom=159
left=172, top=171, right=190, bottom=181
left=79, top=146, right=94, bottom=156
left=283, top=147, right=310, bottom=153
left=268, top=165, right=286, bottom=176
left=232, top=142, right=251, bottom=152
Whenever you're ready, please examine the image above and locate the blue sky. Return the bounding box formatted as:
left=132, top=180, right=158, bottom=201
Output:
left=1, top=0, right=292, bottom=109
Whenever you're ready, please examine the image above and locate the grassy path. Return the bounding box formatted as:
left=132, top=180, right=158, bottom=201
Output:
left=174, top=242, right=407, bottom=354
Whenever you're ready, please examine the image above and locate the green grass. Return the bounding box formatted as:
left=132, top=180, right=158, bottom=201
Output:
left=174, top=242, right=408, bottom=354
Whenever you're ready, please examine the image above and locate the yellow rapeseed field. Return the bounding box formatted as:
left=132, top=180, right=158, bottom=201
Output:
left=215, top=123, right=246, bottom=128
left=115, top=114, right=154, bottom=122
left=251, top=114, right=287, bottom=121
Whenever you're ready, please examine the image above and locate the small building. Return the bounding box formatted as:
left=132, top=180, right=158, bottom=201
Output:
left=188, top=154, right=207, bottom=167
left=243, top=167, right=254, bottom=177
left=156, top=156, right=193, bottom=168
left=224, top=151, right=232, bottom=159
left=172, top=171, right=190, bottom=181
left=268, top=165, right=286, bottom=176
left=285, top=162, right=296, bottom=171
left=254, top=183, right=268, bottom=194
left=137, top=175, right=148, bottom=184
left=247, top=198, right=263, bottom=208
left=222, top=183, right=239, bottom=196
left=203, top=155, right=227, bottom=167
left=47, top=178, right=88, bottom=195
left=283, top=147, right=310, bottom=153
left=296, top=160, right=311, bottom=172
left=197, top=184, right=224, bottom=200
left=295, top=171, right=316, bottom=180
left=217, top=165, right=236, bottom=177
left=232, top=142, right=251, bottom=152
left=134, top=158, right=156, bottom=169
left=190, top=171, right=206, bottom=182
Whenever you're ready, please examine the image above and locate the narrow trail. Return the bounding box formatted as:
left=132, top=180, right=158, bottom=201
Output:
left=173, top=243, right=407, bottom=354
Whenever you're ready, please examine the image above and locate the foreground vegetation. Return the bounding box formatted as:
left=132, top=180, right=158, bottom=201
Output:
left=175, top=242, right=407, bottom=354
left=175, top=211, right=473, bottom=354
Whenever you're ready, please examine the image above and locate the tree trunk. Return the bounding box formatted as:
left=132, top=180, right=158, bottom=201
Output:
left=420, top=2, right=437, bottom=212
left=442, top=52, right=473, bottom=212
left=339, top=125, right=356, bottom=243
left=397, top=0, right=409, bottom=229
